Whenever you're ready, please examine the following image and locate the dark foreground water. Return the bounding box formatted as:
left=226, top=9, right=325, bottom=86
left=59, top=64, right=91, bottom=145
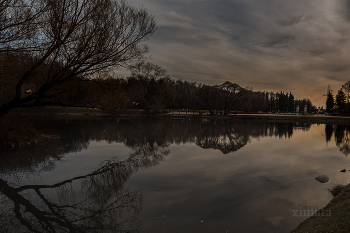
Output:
left=1, top=118, right=350, bottom=232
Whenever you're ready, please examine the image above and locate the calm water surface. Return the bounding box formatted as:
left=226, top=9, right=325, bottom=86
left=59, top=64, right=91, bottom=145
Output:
left=1, top=118, right=350, bottom=232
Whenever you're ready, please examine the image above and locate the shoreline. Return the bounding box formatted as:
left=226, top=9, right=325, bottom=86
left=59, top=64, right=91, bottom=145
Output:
left=155, top=113, right=350, bottom=124
left=291, top=183, right=350, bottom=232
left=47, top=111, right=350, bottom=124
left=14, top=106, right=350, bottom=124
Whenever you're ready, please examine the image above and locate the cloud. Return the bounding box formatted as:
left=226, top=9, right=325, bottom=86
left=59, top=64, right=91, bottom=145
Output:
left=151, top=24, right=219, bottom=47
left=276, top=16, right=303, bottom=27
left=341, top=0, right=350, bottom=21
left=126, top=0, right=350, bottom=103
left=257, top=34, right=295, bottom=48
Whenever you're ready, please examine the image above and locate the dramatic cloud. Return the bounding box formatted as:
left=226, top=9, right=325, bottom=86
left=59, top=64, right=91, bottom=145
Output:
left=127, top=0, right=350, bottom=106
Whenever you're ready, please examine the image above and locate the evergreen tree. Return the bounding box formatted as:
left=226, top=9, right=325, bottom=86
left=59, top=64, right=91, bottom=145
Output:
left=341, top=81, right=350, bottom=115
left=265, top=92, right=270, bottom=112
left=278, top=91, right=288, bottom=112
left=336, top=89, right=346, bottom=114
left=326, top=90, right=334, bottom=113
left=270, top=92, right=276, bottom=112
left=288, top=92, right=294, bottom=112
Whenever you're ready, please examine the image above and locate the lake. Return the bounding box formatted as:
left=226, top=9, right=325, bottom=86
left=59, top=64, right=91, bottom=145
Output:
left=1, top=118, right=350, bottom=232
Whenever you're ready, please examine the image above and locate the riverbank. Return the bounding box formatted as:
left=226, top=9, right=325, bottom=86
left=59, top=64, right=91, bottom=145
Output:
left=12, top=106, right=350, bottom=124
left=0, top=132, right=59, bottom=148
left=157, top=113, right=350, bottom=125
left=291, top=183, right=350, bottom=232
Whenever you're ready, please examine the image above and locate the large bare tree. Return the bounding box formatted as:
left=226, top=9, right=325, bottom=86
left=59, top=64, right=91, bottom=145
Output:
left=0, top=0, right=40, bottom=51
left=0, top=0, right=156, bottom=117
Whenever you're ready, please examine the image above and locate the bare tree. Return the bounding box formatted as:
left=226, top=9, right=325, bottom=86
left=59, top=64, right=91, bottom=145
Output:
left=217, top=81, right=242, bottom=115
left=196, top=85, right=221, bottom=115
left=0, top=0, right=40, bottom=52
left=126, top=61, right=170, bottom=113
left=129, top=61, right=167, bottom=80
left=0, top=0, right=156, bottom=117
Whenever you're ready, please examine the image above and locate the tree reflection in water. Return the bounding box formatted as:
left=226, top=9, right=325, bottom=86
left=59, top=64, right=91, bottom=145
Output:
left=0, top=118, right=312, bottom=232
left=195, top=121, right=249, bottom=154
left=326, top=124, right=350, bottom=156
left=35, top=118, right=304, bottom=156
left=195, top=121, right=300, bottom=154
left=0, top=140, right=169, bottom=232
left=0, top=160, right=141, bottom=232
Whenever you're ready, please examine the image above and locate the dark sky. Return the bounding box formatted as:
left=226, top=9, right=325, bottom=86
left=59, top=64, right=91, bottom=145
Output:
left=127, top=0, right=350, bottom=106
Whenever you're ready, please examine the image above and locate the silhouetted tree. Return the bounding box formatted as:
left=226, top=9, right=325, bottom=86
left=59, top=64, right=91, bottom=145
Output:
left=288, top=92, right=295, bottom=112
left=0, top=0, right=156, bottom=117
left=217, top=81, right=242, bottom=115
left=129, top=61, right=167, bottom=80
left=335, top=89, right=346, bottom=114
left=0, top=0, right=40, bottom=52
left=278, top=92, right=289, bottom=112
left=341, top=81, right=350, bottom=115
left=326, top=89, right=334, bottom=113
left=196, top=85, right=221, bottom=115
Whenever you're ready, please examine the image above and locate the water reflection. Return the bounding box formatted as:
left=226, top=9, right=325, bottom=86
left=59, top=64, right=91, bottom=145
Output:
left=0, top=140, right=169, bottom=232
left=195, top=121, right=302, bottom=154
left=0, top=139, right=65, bottom=180
left=1, top=119, right=347, bottom=233
left=195, top=122, right=249, bottom=154
left=325, top=124, right=350, bottom=156
left=0, top=120, right=309, bottom=174
left=39, top=119, right=312, bottom=154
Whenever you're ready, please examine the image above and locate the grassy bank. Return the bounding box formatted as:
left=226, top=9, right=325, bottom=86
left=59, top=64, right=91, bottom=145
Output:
left=7, top=106, right=350, bottom=124
left=158, top=113, right=350, bottom=125
left=29, top=106, right=106, bottom=115
left=6, top=106, right=349, bottom=124
left=291, top=183, right=350, bottom=233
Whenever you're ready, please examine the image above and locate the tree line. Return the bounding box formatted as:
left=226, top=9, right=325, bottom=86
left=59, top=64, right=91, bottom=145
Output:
left=1, top=55, right=317, bottom=115
left=63, top=61, right=316, bottom=115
